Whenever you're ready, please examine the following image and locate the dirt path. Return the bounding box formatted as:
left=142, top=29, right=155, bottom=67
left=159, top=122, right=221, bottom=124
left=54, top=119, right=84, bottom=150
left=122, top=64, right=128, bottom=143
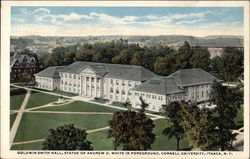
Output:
left=25, top=110, right=114, bottom=115
left=26, top=100, right=74, bottom=111
left=10, top=90, right=31, bottom=146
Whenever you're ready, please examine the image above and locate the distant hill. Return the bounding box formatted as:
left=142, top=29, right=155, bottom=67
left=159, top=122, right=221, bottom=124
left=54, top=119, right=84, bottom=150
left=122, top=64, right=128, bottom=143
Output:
left=11, top=35, right=244, bottom=48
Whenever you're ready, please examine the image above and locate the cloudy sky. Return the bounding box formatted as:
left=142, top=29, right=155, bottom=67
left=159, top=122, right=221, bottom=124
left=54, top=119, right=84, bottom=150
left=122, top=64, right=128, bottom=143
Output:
left=11, top=7, right=243, bottom=37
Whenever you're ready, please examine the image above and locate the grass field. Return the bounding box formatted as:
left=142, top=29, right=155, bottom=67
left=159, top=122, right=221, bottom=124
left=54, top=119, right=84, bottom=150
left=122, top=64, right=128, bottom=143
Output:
left=35, top=101, right=119, bottom=112
left=11, top=141, right=43, bottom=150
left=151, top=119, right=190, bottom=150
left=25, top=91, right=59, bottom=108
left=10, top=88, right=27, bottom=110
left=14, top=113, right=113, bottom=142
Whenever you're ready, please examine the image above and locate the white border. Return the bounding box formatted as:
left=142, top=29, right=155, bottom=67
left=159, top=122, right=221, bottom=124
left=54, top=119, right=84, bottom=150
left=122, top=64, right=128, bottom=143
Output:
left=1, top=1, right=249, bottom=159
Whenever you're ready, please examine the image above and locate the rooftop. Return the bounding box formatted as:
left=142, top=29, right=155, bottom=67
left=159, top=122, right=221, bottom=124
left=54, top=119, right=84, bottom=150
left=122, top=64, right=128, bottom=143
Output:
left=58, top=61, right=159, bottom=81
left=10, top=54, right=36, bottom=67
left=34, top=66, right=65, bottom=78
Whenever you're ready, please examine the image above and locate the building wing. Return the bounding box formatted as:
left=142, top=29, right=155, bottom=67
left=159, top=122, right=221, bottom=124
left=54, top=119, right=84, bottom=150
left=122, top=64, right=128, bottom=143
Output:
left=170, top=68, right=221, bottom=86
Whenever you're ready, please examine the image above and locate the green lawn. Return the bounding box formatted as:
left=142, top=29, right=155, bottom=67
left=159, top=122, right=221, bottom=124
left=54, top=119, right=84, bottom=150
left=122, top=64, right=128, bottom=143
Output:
left=87, top=130, right=114, bottom=150
left=35, top=101, right=120, bottom=112
left=25, top=91, right=59, bottom=108
left=10, top=113, right=17, bottom=130
left=10, top=88, right=27, bottom=110
left=14, top=113, right=112, bottom=142
left=52, top=90, right=78, bottom=97
left=11, top=141, right=43, bottom=150
left=151, top=119, right=190, bottom=150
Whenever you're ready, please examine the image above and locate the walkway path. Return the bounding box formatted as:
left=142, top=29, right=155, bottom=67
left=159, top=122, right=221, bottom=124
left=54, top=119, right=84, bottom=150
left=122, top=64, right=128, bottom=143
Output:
left=10, top=90, right=31, bottom=146
left=25, top=110, right=114, bottom=115
left=11, top=84, right=165, bottom=119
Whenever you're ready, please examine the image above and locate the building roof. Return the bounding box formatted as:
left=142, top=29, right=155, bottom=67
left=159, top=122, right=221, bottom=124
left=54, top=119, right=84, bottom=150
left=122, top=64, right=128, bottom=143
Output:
left=58, top=61, right=159, bottom=81
left=34, top=66, right=65, bottom=78
left=132, top=76, right=185, bottom=95
left=169, top=68, right=221, bottom=86
left=132, top=68, right=221, bottom=95
left=10, top=54, right=36, bottom=68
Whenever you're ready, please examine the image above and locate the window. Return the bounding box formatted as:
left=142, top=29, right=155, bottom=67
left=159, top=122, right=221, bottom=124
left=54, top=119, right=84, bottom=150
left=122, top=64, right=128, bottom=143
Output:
left=128, top=92, right=131, bottom=96
left=128, top=81, right=131, bottom=87
left=110, top=88, right=113, bottom=93
left=74, top=74, right=76, bottom=79
left=110, top=79, right=113, bottom=84
left=70, top=74, right=72, bottom=78
left=78, top=76, right=80, bottom=80
left=87, top=77, right=89, bottom=81
left=202, top=91, right=204, bottom=97
left=206, top=90, right=209, bottom=97
left=61, top=81, right=63, bottom=84
left=122, top=90, right=125, bottom=95
left=116, top=89, right=119, bottom=94
left=135, top=93, right=139, bottom=96
left=116, top=80, right=119, bottom=85
left=122, top=81, right=125, bottom=86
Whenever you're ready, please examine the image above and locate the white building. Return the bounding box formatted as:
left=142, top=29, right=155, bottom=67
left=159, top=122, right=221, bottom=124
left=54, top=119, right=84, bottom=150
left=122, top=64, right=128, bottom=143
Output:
left=34, top=66, right=65, bottom=91
left=35, top=61, right=221, bottom=112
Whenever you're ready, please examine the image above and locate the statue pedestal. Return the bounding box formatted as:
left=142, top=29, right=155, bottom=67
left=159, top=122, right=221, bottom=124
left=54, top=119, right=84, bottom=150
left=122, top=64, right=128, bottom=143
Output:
left=56, top=97, right=65, bottom=104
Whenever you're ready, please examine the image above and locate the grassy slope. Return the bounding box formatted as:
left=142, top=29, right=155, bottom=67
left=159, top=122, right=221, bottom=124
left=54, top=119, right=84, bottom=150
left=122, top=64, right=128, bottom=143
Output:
left=26, top=91, right=59, bottom=108
left=10, top=89, right=27, bottom=110
left=14, top=113, right=112, bottom=142
left=11, top=141, right=43, bottom=150
left=151, top=119, right=190, bottom=150
left=35, top=101, right=119, bottom=112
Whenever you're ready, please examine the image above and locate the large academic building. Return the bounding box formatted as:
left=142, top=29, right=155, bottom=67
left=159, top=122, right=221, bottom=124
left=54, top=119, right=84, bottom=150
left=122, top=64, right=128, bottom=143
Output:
left=35, top=61, right=221, bottom=112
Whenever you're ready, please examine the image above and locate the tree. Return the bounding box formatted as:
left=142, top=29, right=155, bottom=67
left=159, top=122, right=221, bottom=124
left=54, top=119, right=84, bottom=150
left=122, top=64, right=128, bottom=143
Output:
left=43, top=124, right=93, bottom=150
left=210, top=82, right=243, bottom=150
left=108, top=98, right=155, bottom=150
left=154, top=55, right=177, bottom=76
left=190, top=47, right=211, bottom=71
left=130, top=52, right=142, bottom=66
left=176, top=41, right=193, bottom=69
left=161, top=102, right=184, bottom=150
left=178, top=103, right=217, bottom=150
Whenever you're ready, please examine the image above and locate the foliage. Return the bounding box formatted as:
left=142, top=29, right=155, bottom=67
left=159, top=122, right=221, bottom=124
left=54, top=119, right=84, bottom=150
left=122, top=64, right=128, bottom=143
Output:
left=190, top=47, right=211, bottom=71
left=211, top=47, right=243, bottom=82
left=161, top=101, right=184, bottom=150
left=108, top=110, right=155, bottom=150
left=178, top=104, right=217, bottom=150
left=43, top=124, right=93, bottom=150
left=210, top=82, right=243, bottom=150
left=37, top=40, right=243, bottom=80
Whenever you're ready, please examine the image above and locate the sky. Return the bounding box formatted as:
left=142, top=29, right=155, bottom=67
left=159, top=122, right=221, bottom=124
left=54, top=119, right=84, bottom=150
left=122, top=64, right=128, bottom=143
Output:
left=11, top=7, right=244, bottom=37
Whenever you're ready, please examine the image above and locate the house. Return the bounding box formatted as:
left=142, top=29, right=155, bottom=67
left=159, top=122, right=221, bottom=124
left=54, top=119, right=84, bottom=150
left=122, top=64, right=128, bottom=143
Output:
left=34, top=66, right=65, bottom=91
left=35, top=61, right=221, bottom=112
left=10, top=53, right=38, bottom=77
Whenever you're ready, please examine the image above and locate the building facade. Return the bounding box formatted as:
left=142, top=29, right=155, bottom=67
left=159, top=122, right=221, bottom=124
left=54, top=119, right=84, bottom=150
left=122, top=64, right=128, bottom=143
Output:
left=35, top=61, right=221, bottom=112
left=34, top=66, right=64, bottom=91
left=10, top=53, right=38, bottom=76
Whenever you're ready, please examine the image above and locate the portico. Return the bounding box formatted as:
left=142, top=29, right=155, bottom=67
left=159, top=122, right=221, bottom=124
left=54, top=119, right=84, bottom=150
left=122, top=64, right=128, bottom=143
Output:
left=79, top=66, right=103, bottom=98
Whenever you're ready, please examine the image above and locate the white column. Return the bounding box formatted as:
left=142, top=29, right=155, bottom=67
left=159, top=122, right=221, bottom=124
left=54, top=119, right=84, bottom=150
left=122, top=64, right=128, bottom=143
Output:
left=85, top=76, right=87, bottom=96
left=90, top=77, right=92, bottom=97
left=95, top=78, right=97, bottom=97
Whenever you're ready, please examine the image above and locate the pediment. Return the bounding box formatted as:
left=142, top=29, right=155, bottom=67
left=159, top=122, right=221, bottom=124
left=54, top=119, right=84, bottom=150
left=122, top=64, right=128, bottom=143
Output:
left=80, top=66, right=97, bottom=75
